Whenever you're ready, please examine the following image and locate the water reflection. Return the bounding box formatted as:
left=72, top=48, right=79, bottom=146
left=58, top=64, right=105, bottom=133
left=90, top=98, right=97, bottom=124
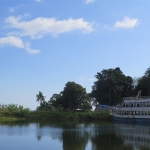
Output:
left=114, top=123, right=150, bottom=150
left=0, top=121, right=150, bottom=150
left=62, top=129, right=88, bottom=150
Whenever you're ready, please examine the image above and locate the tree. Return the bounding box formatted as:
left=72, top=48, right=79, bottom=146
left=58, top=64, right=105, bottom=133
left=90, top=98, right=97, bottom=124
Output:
left=49, top=82, right=90, bottom=111
left=36, top=91, right=45, bottom=104
left=122, top=76, right=134, bottom=97
left=134, top=67, right=150, bottom=96
left=49, top=93, right=63, bottom=108
left=62, top=82, right=90, bottom=110
left=36, top=91, right=49, bottom=110
left=91, top=67, right=133, bottom=106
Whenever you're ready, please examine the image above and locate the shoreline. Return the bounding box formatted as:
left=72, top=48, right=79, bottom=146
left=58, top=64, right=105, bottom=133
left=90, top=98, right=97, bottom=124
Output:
left=0, top=110, right=112, bottom=122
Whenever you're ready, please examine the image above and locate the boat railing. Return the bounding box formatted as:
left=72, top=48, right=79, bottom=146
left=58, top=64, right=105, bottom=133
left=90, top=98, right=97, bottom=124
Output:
left=123, top=96, right=150, bottom=100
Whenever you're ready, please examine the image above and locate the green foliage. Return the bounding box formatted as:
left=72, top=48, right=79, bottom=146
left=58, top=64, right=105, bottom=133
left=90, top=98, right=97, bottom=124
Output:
left=135, top=67, right=150, bottom=96
left=36, top=91, right=45, bottom=104
left=36, top=91, right=52, bottom=110
left=49, top=82, right=90, bottom=111
left=0, top=104, right=30, bottom=118
left=29, top=110, right=112, bottom=121
left=49, top=93, right=63, bottom=108
left=36, top=66, right=150, bottom=111
left=91, top=67, right=134, bottom=106
left=19, top=107, right=30, bottom=118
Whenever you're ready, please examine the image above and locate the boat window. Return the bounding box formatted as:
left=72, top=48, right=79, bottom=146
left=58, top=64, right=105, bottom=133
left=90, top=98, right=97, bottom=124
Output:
left=148, top=111, right=150, bottom=115
left=136, top=111, right=138, bottom=115
left=132, top=111, right=135, bottom=115
left=141, top=111, right=145, bottom=115
left=131, top=104, right=133, bottom=107
left=137, top=104, right=139, bottom=107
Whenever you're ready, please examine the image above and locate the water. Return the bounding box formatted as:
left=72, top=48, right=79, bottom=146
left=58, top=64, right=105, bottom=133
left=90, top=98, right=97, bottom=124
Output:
left=0, top=121, right=150, bottom=150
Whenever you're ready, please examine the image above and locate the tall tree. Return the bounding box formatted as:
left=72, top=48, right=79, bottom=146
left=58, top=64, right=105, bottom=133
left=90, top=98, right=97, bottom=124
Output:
left=91, top=67, right=133, bottom=106
left=135, top=67, right=150, bottom=96
left=36, top=91, right=45, bottom=104
left=62, top=82, right=90, bottom=110
left=49, top=82, right=90, bottom=111
left=122, top=76, right=134, bottom=97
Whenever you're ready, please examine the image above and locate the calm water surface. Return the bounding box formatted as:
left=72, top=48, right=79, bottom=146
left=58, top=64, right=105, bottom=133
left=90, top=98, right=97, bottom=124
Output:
left=0, top=121, right=150, bottom=150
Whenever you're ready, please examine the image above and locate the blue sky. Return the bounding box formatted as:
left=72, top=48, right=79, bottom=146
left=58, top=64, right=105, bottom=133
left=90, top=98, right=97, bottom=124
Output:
left=1, top=0, right=150, bottom=110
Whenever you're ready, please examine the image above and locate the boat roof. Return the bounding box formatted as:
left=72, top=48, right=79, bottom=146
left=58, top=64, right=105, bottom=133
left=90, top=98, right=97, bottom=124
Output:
left=100, top=105, right=114, bottom=108
left=123, top=96, right=150, bottom=100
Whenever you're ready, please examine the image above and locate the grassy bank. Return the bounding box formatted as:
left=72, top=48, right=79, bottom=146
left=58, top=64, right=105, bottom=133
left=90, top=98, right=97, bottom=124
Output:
left=0, top=109, right=112, bottom=122
left=28, top=110, right=112, bottom=121
left=0, top=110, right=27, bottom=121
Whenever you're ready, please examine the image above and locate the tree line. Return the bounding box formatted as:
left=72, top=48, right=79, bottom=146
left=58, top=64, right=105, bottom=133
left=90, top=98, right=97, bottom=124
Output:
left=36, top=66, right=150, bottom=111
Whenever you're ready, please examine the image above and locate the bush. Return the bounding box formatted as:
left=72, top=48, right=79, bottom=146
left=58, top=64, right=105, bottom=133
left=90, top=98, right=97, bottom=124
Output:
left=0, top=104, right=30, bottom=118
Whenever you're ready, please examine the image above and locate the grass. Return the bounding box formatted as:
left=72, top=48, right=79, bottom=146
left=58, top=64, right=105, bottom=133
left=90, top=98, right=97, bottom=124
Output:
left=0, top=109, right=112, bottom=122
left=0, top=110, right=26, bottom=122
left=28, top=110, right=112, bottom=121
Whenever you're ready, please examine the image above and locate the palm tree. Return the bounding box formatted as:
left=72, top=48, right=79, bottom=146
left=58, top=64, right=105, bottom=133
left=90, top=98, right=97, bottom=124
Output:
left=36, top=91, right=45, bottom=104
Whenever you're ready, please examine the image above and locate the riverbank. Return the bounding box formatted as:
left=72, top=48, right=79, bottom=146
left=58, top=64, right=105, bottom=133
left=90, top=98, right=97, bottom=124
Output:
left=0, top=110, right=112, bottom=122
left=0, top=110, right=26, bottom=121
left=29, top=110, right=112, bottom=121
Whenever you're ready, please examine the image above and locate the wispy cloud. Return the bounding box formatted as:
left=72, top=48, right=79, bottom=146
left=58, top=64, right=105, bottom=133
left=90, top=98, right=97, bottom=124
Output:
left=84, top=0, right=96, bottom=4
left=0, top=36, right=40, bottom=54
left=8, top=5, right=23, bottom=13
left=25, top=42, right=40, bottom=54
left=9, top=7, right=15, bottom=13
left=79, top=77, right=95, bottom=81
left=114, top=16, right=139, bottom=29
left=79, top=77, right=86, bottom=80
left=34, top=0, right=43, bottom=2
left=88, top=78, right=94, bottom=81
left=5, top=16, right=94, bottom=39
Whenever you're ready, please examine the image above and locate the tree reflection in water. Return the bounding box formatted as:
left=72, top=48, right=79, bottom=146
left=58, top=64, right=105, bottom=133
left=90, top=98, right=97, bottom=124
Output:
left=2, top=121, right=150, bottom=150
left=91, top=132, right=124, bottom=150
left=62, top=130, right=88, bottom=150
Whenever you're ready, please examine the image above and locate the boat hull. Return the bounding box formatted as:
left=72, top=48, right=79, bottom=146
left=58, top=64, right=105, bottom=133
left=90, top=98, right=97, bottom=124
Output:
left=113, top=116, right=150, bottom=124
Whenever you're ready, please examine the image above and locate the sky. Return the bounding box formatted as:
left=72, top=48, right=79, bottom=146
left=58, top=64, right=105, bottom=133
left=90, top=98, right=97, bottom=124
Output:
left=1, top=0, right=150, bottom=110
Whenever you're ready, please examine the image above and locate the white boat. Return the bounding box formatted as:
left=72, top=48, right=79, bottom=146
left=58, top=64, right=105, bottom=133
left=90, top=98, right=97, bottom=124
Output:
left=113, top=90, right=150, bottom=123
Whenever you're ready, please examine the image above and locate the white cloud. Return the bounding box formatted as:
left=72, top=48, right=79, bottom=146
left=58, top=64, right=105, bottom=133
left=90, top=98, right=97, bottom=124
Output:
left=9, top=7, right=15, bottom=13
left=85, top=0, right=96, bottom=4
left=114, top=16, right=139, bottom=29
left=0, top=36, right=40, bottom=54
left=0, top=36, right=24, bottom=48
left=3, top=15, right=93, bottom=54
left=25, top=43, right=40, bottom=54
left=5, top=16, right=94, bottom=39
